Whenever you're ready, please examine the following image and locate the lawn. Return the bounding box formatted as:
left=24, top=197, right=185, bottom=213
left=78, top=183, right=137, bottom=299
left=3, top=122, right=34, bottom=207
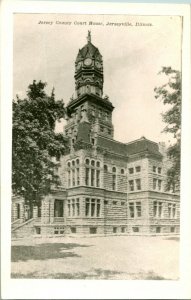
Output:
left=11, top=235, right=179, bottom=280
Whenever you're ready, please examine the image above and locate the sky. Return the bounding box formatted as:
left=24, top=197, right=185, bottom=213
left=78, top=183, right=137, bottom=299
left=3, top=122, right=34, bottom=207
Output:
left=13, top=14, right=182, bottom=145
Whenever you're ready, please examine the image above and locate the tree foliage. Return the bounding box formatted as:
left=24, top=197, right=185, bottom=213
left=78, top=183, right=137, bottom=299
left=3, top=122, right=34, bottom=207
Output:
left=154, top=67, right=181, bottom=192
left=12, top=80, right=66, bottom=208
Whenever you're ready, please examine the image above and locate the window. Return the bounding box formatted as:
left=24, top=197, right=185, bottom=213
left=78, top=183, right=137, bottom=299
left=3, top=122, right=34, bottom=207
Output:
left=153, top=178, right=157, bottom=190
left=168, top=203, right=177, bottom=219
left=129, top=202, right=134, bottom=218
left=121, top=201, right=125, bottom=206
left=85, top=198, right=101, bottom=218
left=113, top=201, right=117, bottom=205
left=85, top=158, right=90, bottom=165
left=91, top=106, right=95, bottom=116
left=153, top=166, right=157, bottom=172
left=158, top=179, right=162, bottom=190
left=158, top=167, right=162, bottom=174
left=90, top=227, right=97, bottom=234
left=54, top=226, right=65, bottom=235
left=67, top=199, right=80, bottom=217
left=96, top=161, right=100, bottom=168
left=100, top=126, right=104, bottom=132
left=153, top=201, right=163, bottom=218
left=105, top=112, right=109, bottom=121
left=112, top=167, right=117, bottom=191
left=129, top=180, right=134, bottom=191
left=77, top=168, right=80, bottom=185
left=135, top=179, right=141, bottom=190
left=136, top=202, right=142, bottom=217
left=156, top=227, right=161, bottom=233
left=121, top=227, right=126, bottom=233
left=36, top=227, right=41, bottom=234
left=96, top=170, right=100, bottom=187
left=113, top=227, right=117, bottom=233
left=72, top=169, right=75, bottom=186
left=85, top=167, right=89, bottom=186
left=91, top=168, right=95, bottom=186
left=104, top=165, right=108, bottom=172
left=170, top=227, right=175, bottom=233
left=136, top=166, right=141, bottom=172
left=121, top=169, right=125, bottom=175
left=132, top=227, right=139, bottom=232
left=108, top=129, right=111, bottom=135
left=71, top=227, right=76, bottom=233
left=97, top=200, right=101, bottom=217
left=104, top=200, right=108, bottom=205
left=129, top=168, right=134, bottom=174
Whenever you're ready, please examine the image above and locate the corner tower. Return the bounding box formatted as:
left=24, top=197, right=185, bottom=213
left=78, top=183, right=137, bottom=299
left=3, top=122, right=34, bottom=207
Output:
left=64, top=31, right=114, bottom=147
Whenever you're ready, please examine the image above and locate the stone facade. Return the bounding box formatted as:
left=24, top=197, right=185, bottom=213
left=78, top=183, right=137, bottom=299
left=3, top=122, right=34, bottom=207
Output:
left=12, top=32, right=180, bottom=237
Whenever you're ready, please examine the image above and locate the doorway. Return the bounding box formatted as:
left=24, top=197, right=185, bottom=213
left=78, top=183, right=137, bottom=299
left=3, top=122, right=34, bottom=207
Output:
left=54, top=199, right=64, bottom=217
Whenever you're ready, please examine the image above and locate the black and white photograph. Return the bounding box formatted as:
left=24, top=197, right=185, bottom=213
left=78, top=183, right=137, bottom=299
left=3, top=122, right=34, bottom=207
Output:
left=1, top=2, right=191, bottom=299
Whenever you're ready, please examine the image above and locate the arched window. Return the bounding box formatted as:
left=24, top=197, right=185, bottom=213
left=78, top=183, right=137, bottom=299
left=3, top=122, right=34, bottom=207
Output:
left=104, top=165, right=108, bottom=172
left=96, top=161, right=100, bottom=168
left=121, top=168, right=125, bottom=175
left=91, top=160, right=95, bottom=167
left=112, top=167, right=116, bottom=173
left=76, top=159, right=80, bottom=165
left=67, top=162, right=70, bottom=168
left=85, top=158, right=90, bottom=165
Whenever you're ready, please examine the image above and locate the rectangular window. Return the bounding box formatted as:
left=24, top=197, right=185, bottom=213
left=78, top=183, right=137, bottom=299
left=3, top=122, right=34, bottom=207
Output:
left=153, top=178, right=157, bottom=190
left=100, top=126, right=104, bottom=132
left=121, top=227, right=126, bottom=233
left=158, top=202, right=163, bottom=218
left=72, top=199, right=75, bottom=216
left=85, top=198, right=90, bottom=217
left=113, top=201, right=117, bottom=205
left=72, top=169, right=75, bottom=186
left=90, top=227, right=97, bottom=234
left=153, top=201, right=163, bottom=218
left=136, top=166, right=141, bottom=172
left=153, top=201, right=157, bottom=217
left=129, top=180, right=134, bottom=191
left=76, top=198, right=80, bottom=216
left=85, top=168, right=89, bottom=186
left=121, top=201, right=125, bottom=206
left=97, top=200, right=101, bottom=217
left=91, top=169, right=95, bottom=186
left=54, top=199, right=64, bottom=217
left=104, top=200, right=108, bottom=205
left=158, top=167, right=162, bottom=174
left=36, top=227, right=41, bottom=234
left=129, top=202, right=134, bottom=218
left=113, top=227, right=117, bottom=233
left=68, top=170, right=71, bottom=187
left=68, top=200, right=71, bottom=216
left=170, top=226, right=175, bottom=233
left=172, top=204, right=176, bottom=218
left=96, top=170, right=100, bottom=187
left=158, top=179, right=162, bottom=190
left=136, top=202, right=142, bottom=217
left=129, top=168, right=134, bottom=174
left=153, top=166, right=157, bottom=172
left=156, top=226, right=161, bottom=233
left=136, top=179, right=141, bottom=190
left=77, top=168, right=80, bottom=185
left=168, top=203, right=172, bottom=218
left=71, top=227, right=76, bottom=233
left=91, top=199, right=96, bottom=217
left=132, top=227, right=139, bottom=232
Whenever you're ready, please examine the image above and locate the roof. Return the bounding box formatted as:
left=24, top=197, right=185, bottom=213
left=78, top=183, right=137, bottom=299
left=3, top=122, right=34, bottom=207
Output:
left=126, top=137, right=162, bottom=157
left=97, top=135, right=127, bottom=157
left=76, top=41, right=102, bottom=62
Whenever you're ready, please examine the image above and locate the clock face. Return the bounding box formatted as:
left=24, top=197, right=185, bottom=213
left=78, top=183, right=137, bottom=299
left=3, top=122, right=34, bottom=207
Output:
left=76, top=62, right=82, bottom=70
left=84, top=58, right=92, bottom=66
left=95, top=61, right=102, bottom=69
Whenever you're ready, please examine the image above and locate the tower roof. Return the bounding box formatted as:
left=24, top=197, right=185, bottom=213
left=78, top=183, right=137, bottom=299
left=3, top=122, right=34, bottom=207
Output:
left=76, top=31, right=102, bottom=62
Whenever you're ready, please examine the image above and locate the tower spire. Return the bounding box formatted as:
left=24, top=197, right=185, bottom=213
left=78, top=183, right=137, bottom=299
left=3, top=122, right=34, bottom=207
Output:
left=87, top=30, right=91, bottom=43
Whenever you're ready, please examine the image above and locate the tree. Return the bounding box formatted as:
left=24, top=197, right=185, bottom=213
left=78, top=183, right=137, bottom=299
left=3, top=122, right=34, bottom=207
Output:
left=12, top=80, right=67, bottom=216
left=154, top=67, right=181, bottom=192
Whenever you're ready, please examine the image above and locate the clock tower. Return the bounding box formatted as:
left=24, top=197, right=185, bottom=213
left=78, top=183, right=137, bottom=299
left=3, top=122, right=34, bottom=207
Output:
left=65, top=31, right=114, bottom=147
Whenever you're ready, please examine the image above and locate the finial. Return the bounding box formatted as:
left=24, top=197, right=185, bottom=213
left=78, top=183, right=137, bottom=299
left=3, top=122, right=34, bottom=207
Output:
left=87, top=30, right=91, bottom=43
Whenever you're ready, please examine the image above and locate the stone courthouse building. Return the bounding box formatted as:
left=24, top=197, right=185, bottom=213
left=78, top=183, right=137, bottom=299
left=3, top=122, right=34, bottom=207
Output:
left=12, top=32, right=180, bottom=237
